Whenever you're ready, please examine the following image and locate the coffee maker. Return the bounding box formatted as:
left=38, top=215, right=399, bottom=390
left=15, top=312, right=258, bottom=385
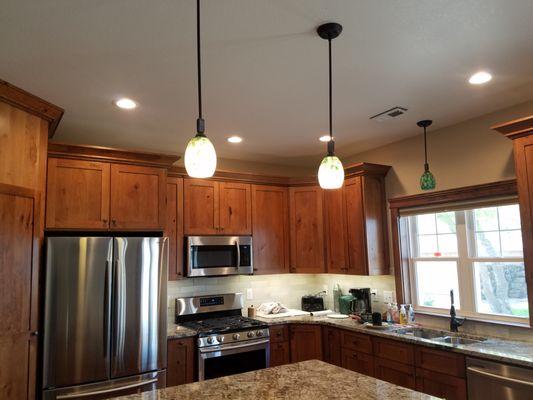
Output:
left=349, top=288, right=372, bottom=322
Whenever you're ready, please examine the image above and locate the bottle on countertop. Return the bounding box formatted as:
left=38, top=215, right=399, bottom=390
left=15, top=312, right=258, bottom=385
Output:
left=333, top=283, right=342, bottom=313
left=386, top=303, right=394, bottom=324
left=391, top=302, right=400, bottom=323
left=407, top=304, right=415, bottom=324
left=247, top=305, right=256, bottom=318
left=399, top=304, right=408, bottom=325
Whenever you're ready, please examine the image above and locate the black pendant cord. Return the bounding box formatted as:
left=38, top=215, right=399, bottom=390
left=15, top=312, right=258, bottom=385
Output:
left=423, top=126, right=429, bottom=171
left=327, top=38, right=335, bottom=156
left=196, top=0, right=205, bottom=135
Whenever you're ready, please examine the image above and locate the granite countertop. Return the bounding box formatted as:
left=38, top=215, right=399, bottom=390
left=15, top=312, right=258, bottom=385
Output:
left=111, top=360, right=441, bottom=400
left=168, top=315, right=533, bottom=368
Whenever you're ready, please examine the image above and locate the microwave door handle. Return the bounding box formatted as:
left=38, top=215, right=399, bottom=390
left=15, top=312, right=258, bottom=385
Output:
left=235, top=239, right=240, bottom=269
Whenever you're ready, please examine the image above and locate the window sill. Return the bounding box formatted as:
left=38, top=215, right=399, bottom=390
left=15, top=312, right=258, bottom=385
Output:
left=414, top=310, right=531, bottom=329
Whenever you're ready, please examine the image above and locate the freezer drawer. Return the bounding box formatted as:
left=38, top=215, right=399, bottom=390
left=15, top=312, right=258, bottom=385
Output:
left=111, top=237, right=168, bottom=378
left=467, top=357, right=533, bottom=400
left=43, top=237, right=113, bottom=389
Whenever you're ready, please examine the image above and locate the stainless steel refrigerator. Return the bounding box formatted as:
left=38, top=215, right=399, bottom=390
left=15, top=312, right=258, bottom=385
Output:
left=42, top=237, right=168, bottom=400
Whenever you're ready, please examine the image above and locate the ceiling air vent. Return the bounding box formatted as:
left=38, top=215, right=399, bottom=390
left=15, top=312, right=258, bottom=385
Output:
left=370, top=106, right=408, bottom=122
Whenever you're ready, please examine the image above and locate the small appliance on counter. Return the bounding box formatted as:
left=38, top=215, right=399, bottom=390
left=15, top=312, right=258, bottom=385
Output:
left=339, top=288, right=373, bottom=322
left=301, top=291, right=326, bottom=312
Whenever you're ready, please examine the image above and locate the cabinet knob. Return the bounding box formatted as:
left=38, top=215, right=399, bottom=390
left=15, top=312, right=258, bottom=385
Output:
left=112, top=220, right=116, bottom=226
left=31, top=331, right=39, bottom=337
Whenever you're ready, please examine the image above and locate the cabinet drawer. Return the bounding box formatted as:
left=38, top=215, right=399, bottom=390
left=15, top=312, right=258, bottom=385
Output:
left=415, top=346, right=466, bottom=378
left=374, top=357, right=415, bottom=390
left=270, top=341, right=290, bottom=367
left=416, top=367, right=467, bottom=400
left=340, top=330, right=372, bottom=354
left=373, top=337, right=414, bottom=365
left=270, top=325, right=289, bottom=343
left=341, top=348, right=375, bottom=377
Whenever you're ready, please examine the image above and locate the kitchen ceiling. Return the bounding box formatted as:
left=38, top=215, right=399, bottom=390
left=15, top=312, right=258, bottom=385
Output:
left=1, top=0, right=532, bottom=167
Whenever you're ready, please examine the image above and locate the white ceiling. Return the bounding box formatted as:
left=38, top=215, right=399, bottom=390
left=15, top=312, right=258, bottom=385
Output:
left=1, top=0, right=532, bottom=167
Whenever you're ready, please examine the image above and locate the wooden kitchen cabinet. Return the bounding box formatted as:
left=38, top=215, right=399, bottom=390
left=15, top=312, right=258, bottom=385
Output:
left=289, top=324, right=322, bottom=363
left=322, top=326, right=341, bottom=366
left=46, top=158, right=110, bottom=229
left=341, top=348, right=375, bottom=377
left=373, top=337, right=415, bottom=365
left=340, top=330, right=373, bottom=354
left=493, top=116, right=533, bottom=326
left=415, top=346, right=465, bottom=378
left=270, top=325, right=290, bottom=367
left=110, top=164, right=166, bottom=230
left=324, top=188, right=349, bottom=273
left=184, top=179, right=251, bottom=235
left=167, top=338, right=195, bottom=386
left=289, top=186, right=325, bottom=273
left=344, top=175, right=389, bottom=275
left=252, top=185, right=289, bottom=274
left=374, top=357, right=416, bottom=389
left=415, top=368, right=467, bottom=400
left=166, top=177, right=184, bottom=280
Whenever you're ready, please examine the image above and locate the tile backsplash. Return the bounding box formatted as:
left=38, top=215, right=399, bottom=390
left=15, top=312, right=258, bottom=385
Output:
left=167, top=273, right=396, bottom=322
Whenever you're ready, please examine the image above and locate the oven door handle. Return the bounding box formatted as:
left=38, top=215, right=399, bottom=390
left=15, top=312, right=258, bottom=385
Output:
left=199, top=338, right=269, bottom=353
left=234, top=238, right=240, bottom=269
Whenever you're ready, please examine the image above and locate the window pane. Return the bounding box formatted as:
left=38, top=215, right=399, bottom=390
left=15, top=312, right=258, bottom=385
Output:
left=475, top=231, right=501, bottom=257
left=415, top=261, right=459, bottom=309
left=418, top=235, right=438, bottom=257
left=474, top=207, right=498, bottom=231
left=498, top=205, right=521, bottom=230
left=438, top=234, right=458, bottom=256
left=417, top=214, right=436, bottom=234
left=474, top=262, right=529, bottom=318
left=500, top=230, right=523, bottom=257
left=436, top=212, right=456, bottom=234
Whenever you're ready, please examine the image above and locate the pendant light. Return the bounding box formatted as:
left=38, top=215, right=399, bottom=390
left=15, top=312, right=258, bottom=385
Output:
left=317, top=23, right=344, bottom=190
left=184, top=0, right=217, bottom=178
left=418, top=119, right=436, bottom=190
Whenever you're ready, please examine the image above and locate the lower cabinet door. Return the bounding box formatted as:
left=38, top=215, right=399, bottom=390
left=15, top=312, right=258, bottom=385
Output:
left=416, top=368, right=467, bottom=400
left=341, top=348, right=375, bottom=377
left=167, top=338, right=195, bottom=386
left=270, top=341, right=290, bottom=367
left=374, top=357, right=415, bottom=389
left=322, top=327, right=341, bottom=366
left=289, top=325, right=323, bottom=363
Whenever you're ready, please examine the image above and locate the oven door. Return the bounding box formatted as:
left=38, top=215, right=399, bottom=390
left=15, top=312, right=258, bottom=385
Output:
left=198, top=339, right=269, bottom=381
left=187, top=236, right=253, bottom=277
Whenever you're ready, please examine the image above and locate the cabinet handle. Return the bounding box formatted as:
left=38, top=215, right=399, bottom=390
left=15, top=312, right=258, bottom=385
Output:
left=102, top=219, right=108, bottom=224
left=352, top=353, right=358, bottom=359
left=111, top=219, right=117, bottom=226
left=30, top=331, right=39, bottom=337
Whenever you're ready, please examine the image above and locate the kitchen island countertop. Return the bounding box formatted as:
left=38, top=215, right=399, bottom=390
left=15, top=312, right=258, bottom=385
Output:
left=110, top=359, right=441, bottom=400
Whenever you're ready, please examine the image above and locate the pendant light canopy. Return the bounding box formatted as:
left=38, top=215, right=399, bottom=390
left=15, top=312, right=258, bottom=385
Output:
left=184, top=0, right=217, bottom=178
left=418, top=119, right=436, bottom=190
left=317, top=23, right=344, bottom=190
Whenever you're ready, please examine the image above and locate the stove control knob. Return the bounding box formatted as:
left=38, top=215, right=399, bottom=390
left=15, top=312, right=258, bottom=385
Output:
left=217, top=335, right=224, bottom=343
left=256, top=330, right=263, bottom=337
left=207, top=337, right=214, bottom=344
left=247, top=331, right=255, bottom=338
left=232, top=333, right=240, bottom=340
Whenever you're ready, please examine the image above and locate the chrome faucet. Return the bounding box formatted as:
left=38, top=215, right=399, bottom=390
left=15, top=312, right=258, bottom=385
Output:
left=449, top=289, right=465, bottom=332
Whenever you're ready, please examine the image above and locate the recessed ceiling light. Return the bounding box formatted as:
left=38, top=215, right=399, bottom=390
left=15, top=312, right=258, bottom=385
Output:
left=115, top=98, right=137, bottom=109
left=319, top=135, right=332, bottom=142
left=468, top=71, right=492, bottom=85
left=227, top=136, right=243, bottom=143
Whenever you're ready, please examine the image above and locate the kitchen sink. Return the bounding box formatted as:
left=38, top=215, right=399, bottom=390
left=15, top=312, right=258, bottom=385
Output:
left=393, top=327, right=487, bottom=346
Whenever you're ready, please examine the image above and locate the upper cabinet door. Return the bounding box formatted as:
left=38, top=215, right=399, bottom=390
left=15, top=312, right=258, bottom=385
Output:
left=110, top=164, right=166, bottom=230
left=219, top=182, right=252, bottom=235
left=166, top=177, right=184, bottom=280
left=252, top=185, right=289, bottom=274
left=46, top=158, right=110, bottom=229
left=289, top=186, right=325, bottom=273
left=183, top=179, right=219, bottom=235
left=344, top=177, right=367, bottom=275
left=324, top=188, right=349, bottom=273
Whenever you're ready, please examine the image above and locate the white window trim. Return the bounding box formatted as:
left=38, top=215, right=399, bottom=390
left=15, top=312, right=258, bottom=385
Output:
left=406, top=207, right=528, bottom=325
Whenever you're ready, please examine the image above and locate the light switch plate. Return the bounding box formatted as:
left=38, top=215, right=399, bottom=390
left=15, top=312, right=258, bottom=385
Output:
left=246, top=288, right=253, bottom=300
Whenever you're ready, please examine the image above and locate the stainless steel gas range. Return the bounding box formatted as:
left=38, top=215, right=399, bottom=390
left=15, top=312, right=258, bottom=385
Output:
left=175, top=293, right=270, bottom=380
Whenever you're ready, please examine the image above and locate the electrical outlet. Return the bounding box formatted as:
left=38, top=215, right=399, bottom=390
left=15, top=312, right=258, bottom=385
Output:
left=246, top=288, right=253, bottom=300
left=322, top=285, right=328, bottom=295
left=383, top=290, right=394, bottom=303
left=371, top=288, right=378, bottom=296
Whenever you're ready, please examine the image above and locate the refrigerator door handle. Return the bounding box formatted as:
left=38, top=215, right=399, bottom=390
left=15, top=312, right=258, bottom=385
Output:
left=103, top=260, right=110, bottom=366
left=55, top=378, right=158, bottom=399
left=113, top=257, right=126, bottom=372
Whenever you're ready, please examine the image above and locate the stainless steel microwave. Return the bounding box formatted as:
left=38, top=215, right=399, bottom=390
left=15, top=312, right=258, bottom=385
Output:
left=186, top=236, right=253, bottom=277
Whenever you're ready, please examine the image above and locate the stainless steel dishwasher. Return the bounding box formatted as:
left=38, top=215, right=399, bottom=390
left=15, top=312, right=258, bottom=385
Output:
left=467, top=357, right=533, bottom=400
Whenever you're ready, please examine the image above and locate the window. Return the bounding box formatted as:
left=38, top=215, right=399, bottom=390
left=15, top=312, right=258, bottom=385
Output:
left=406, top=203, right=529, bottom=324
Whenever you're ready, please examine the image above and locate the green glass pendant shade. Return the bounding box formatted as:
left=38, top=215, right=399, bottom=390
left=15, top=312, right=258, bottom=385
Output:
left=420, top=164, right=436, bottom=190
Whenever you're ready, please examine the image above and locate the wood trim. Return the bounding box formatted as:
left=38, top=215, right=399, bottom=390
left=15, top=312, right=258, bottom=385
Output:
left=168, top=162, right=391, bottom=186
left=389, top=180, right=518, bottom=305
left=389, top=180, right=517, bottom=210
left=0, top=183, right=36, bottom=199
left=0, top=79, right=64, bottom=137
left=492, top=115, right=533, bottom=140
left=48, top=142, right=179, bottom=168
